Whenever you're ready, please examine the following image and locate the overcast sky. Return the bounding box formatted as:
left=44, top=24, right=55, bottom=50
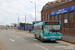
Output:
left=0, top=0, right=55, bottom=25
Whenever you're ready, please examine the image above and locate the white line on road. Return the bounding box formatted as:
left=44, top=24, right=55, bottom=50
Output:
left=22, top=39, right=29, bottom=42
left=34, top=44, right=48, bottom=50
left=9, top=38, right=15, bottom=42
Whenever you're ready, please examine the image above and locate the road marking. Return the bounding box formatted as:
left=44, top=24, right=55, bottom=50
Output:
left=9, top=38, right=15, bottom=42
left=57, top=41, right=75, bottom=46
left=34, top=44, right=48, bottom=50
left=22, top=39, right=29, bottom=42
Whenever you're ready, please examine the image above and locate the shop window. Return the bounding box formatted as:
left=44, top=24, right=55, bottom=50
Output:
left=64, top=13, right=67, bottom=19
left=55, top=15, right=57, bottom=21
left=50, top=16, right=52, bottom=21
left=69, top=12, right=73, bottom=23
left=46, top=14, right=48, bottom=21
left=45, top=14, right=47, bottom=21
left=44, top=15, right=46, bottom=21
left=43, top=15, right=44, bottom=21
left=46, top=14, right=47, bottom=21
left=59, top=14, right=61, bottom=21
left=64, top=13, right=67, bottom=23
left=48, top=14, right=50, bottom=21
left=44, top=15, right=45, bottom=21
left=52, top=16, right=54, bottom=21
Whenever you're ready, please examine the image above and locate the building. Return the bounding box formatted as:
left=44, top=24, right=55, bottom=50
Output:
left=41, top=0, right=75, bottom=43
left=0, top=25, right=5, bottom=29
left=19, top=23, right=34, bottom=30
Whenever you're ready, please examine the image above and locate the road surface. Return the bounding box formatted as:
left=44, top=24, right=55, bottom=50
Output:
left=0, top=29, right=75, bottom=50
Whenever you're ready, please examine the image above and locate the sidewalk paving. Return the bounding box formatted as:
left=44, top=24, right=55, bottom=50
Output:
left=0, top=29, right=5, bottom=32
left=15, top=29, right=75, bottom=47
left=15, top=29, right=34, bottom=37
left=0, top=29, right=6, bottom=50
left=15, top=29, right=34, bottom=34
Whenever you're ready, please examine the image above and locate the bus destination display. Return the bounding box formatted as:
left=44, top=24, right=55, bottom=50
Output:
left=46, top=22, right=59, bottom=24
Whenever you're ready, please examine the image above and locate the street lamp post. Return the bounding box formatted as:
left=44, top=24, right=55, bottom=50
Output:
left=25, top=15, right=26, bottom=30
left=18, top=14, right=19, bottom=25
left=31, top=1, right=36, bottom=23
left=16, top=13, right=19, bottom=29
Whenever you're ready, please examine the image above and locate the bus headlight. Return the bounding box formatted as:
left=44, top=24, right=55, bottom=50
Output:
left=59, top=37, right=62, bottom=38
left=43, top=37, right=47, bottom=39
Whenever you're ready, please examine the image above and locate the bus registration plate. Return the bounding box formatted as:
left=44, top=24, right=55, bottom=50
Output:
left=51, top=39, right=55, bottom=41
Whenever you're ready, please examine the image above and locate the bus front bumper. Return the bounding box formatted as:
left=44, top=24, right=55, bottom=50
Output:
left=42, top=37, right=62, bottom=41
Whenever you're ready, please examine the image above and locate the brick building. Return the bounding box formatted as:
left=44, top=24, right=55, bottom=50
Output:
left=41, top=0, right=75, bottom=43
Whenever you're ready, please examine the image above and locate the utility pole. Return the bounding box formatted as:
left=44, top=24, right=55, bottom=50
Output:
left=16, top=13, right=19, bottom=30
left=25, top=15, right=26, bottom=30
left=18, top=14, right=19, bottom=25
left=31, top=1, right=36, bottom=23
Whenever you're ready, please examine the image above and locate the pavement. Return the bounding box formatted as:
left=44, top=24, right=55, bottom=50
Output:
left=0, top=29, right=75, bottom=50
left=0, top=29, right=5, bottom=32
left=0, top=29, right=6, bottom=50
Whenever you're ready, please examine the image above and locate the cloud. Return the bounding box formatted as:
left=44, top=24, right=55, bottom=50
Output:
left=0, top=0, right=55, bottom=25
left=0, top=20, right=2, bottom=22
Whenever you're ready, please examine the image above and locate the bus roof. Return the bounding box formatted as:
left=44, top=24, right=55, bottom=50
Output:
left=34, top=22, right=43, bottom=26
left=34, top=21, right=61, bottom=26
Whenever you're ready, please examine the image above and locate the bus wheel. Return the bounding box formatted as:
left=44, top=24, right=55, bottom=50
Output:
left=39, top=36, right=44, bottom=42
left=39, top=36, right=42, bottom=41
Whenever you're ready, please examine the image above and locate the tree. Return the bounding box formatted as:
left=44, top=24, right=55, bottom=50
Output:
left=19, top=22, right=22, bottom=24
left=26, top=23, right=32, bottom=25
left=6, top=25, right=10, bottom=27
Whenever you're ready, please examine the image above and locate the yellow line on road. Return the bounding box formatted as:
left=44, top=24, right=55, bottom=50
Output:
left=57, top=41, right=75, bottom=46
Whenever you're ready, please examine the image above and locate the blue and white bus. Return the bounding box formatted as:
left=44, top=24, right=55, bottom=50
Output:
left=34, top=21, right=62, bottom=42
